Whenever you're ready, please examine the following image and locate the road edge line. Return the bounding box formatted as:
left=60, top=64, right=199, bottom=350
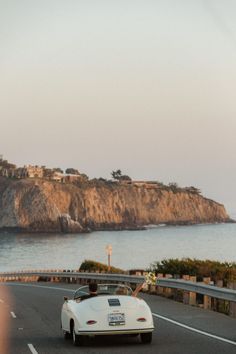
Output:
left=152, top=313, right=236, bottom=346
left=28, top=343, right=38, bottom=354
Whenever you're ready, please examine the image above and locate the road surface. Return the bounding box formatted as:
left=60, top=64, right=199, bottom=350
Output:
left=1, top=282, right=236, bottom=354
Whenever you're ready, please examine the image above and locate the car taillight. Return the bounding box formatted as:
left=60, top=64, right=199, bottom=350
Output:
left=86, top=320, right=97, bottom=325
left=137, top=317, right=147, bottom=322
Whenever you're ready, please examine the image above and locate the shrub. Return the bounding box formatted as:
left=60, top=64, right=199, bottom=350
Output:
left=65, top=168, right=80, bottom=175
left=79, top=259, right=125, bottom=274
left=148, top=258, right=236, bottom=282
left=111, top=169, right=131, bottom=181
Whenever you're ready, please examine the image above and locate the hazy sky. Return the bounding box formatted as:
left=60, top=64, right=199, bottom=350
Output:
left=1, top=0, right=236, bottom=214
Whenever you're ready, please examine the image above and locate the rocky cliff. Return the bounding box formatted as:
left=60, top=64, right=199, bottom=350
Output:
left=0, top=177, right=231, bottom=233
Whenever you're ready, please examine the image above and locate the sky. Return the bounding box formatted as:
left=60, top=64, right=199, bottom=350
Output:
left=0, top=0, right=236, bottom=215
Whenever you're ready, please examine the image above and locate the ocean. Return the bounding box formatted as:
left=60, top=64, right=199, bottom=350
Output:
left=0, top=222, right=236, bottom=272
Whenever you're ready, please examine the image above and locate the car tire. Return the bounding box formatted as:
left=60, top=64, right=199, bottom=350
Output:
left=61, top=321, right=71, bottom=340
left=140, top=332, right=152, bottom=344
left=72, top=326, right=84, bottom=346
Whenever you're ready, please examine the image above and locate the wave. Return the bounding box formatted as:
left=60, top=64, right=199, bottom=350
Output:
left=144, top=224, right=167, bottom=229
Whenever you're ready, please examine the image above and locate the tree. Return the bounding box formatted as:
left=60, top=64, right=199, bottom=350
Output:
left=168, top=182, right=178, bottom=188
left=111, top=169, right=131, bottom=181
left=119, top=175, right=132, bottom=181
left=188, top=186, right=201, bottom=194
left=65, top=168, right=80, bottom=175
left=111, top=169, right=122, bottom=180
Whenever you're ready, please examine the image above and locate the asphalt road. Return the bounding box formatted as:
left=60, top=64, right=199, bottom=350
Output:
left=1, top=282, right=236, bottom=354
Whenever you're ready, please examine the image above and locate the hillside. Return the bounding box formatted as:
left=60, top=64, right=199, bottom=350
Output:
left=0, top=177, right=231, bottom=233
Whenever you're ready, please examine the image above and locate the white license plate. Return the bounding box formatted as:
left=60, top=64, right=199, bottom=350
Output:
left=108, top=313, right=125, bottom=326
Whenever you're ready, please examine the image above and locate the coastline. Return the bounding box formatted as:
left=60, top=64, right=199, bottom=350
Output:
left=0, top=177, right=231, bottom=234
left=0, top=219, right=235, bottom=235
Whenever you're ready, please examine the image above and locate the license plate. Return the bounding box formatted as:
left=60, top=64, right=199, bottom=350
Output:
left=108, top=313, right=125, bottom=326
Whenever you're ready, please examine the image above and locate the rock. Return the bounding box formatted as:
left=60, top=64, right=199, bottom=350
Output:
left=0, top=177, right=231, bottom=233
left=58, top=214, right=84, bottom=233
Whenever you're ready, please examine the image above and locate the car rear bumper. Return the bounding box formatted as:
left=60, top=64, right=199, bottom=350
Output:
left=77, top=327, right=154, bottom=336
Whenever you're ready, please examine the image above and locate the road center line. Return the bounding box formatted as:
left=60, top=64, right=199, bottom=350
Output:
left=152, top=313, right=236, bottom=346
left=10, top=311, right=16, bottom=318
left=28, top=343, right=38, bottom=354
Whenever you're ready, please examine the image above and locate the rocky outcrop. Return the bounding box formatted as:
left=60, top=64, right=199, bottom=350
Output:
left=0, top=177, right=231, bottom=233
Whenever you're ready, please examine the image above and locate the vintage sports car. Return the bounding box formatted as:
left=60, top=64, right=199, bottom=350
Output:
left=61, top=284, right=154, bottom=346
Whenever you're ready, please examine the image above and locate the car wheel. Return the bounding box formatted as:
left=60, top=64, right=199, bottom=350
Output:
left=140, top=332, right=152, bottom=344
left=61, top=321, right=71, bottom=340
left=72, top=325, right=84, bottom=346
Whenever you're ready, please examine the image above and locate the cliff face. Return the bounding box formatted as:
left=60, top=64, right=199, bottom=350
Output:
left=0, top=177, right=230, bottom=233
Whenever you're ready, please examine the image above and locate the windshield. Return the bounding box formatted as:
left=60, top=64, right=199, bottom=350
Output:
left=74, top=284, right=132, bottom=299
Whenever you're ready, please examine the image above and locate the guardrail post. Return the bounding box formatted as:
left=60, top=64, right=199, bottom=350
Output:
left=156, top=273, right=164, bottom=295
left=172, top=274, right=182, bottom=301
left=164, top=274, right=173, bottom=297
left=182, top=275, right=197, bottom=305
left=203, top=277, right=211, bottom=310
left=189, top=276, right=197, bottom=306
left=183, top=275, right=190, bottom=304
left=212, top=280, right=223, bottom=313
left=150, top=284, right=156, bottom=294
left=228, top=282, right=236, bottom=317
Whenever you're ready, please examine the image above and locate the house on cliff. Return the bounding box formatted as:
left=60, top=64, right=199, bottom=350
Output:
left=0, top=156, right=87, bottom=184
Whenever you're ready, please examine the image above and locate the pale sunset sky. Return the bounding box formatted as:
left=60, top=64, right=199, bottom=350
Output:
left=0, top=0, right=236, bottom=215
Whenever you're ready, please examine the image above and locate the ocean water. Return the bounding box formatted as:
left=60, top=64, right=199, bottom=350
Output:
left=0, top=223, right=236, bottom=272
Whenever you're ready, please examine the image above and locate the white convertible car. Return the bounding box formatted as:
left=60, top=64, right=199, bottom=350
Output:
left=61, top=284, right=154, bottom=346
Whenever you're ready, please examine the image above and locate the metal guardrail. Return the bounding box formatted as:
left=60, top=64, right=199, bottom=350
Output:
left=156, top=278, right=236, bottom=302
left=0, top=271, right=145, bottom=284
left=1, top=271, right=236, bottom=302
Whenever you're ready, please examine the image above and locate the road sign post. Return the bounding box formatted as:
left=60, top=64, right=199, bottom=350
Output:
left=105, top=245, right=112, bottom=272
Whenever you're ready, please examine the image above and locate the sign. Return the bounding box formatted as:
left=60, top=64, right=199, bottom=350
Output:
left=106, top=244, right=112, bottom=256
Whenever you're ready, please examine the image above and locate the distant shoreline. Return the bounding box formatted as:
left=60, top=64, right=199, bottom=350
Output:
left=0, top=219, right=235, bottom=235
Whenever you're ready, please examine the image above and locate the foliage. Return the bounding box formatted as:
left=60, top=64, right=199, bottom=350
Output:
left=119, top=175, right=132, bottom=181
left=80, top=173, right=89, bottom=180
left=111, top=169, right=131, bottom=181
left=65, top=168, right=80, bottom=175
left=79, top=259, right=125, bottom=274
left=148, top=258, right=236, bottom=282
left=168, top=182, right=180, bottom=192
left=98, top=177, right=108, bottom=182
left=111, top=169, right=122, bottom=180
left=168, top=182, right=179, bottom=188
left=185, top=186, right=201, bottom=194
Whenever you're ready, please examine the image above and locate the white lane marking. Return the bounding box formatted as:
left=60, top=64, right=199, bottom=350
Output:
left=28, top=343, right=38, bottom=354
left=152, top=313, right=236, bottom=346
left=10, top=311, right=16, bottom=318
